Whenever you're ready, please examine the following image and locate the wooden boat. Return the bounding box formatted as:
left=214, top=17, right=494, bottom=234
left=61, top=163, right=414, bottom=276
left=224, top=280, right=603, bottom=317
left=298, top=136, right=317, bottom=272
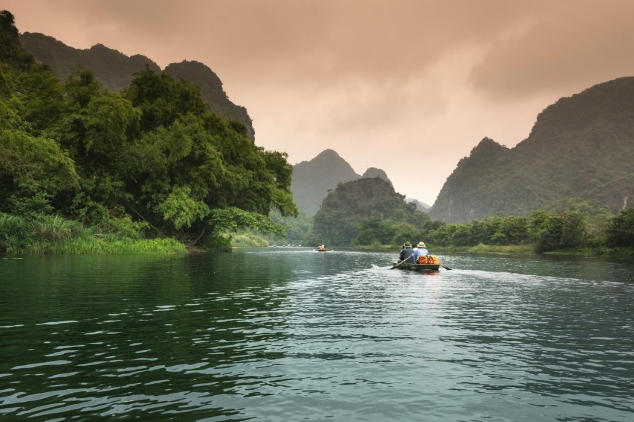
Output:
left=392, top=255, right=441, bottom=271
left=392, top=262, right=440, bottom=271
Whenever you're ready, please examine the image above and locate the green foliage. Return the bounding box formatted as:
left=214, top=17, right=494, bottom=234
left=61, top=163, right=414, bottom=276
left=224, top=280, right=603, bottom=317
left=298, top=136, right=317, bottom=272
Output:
left=230, top=231, right=269, bottom=247
left=0, top=130, right=79, bottom=212
left=156, top=186, right=210, bottom=231
left=265, top=210, right=312, bottom=244
left=0, top=212, right=29, bottom=253
left=29, top=214, right=91, bottom=242
left=528, top=210, right=564, bottom=253
left=605, top=209, right=634, bottom=247
left=27, top=237, right=185, bottom=255
left=124, top=66, right=208, bottom=131
left=0, top=17, right=297, bottom=253
left=209, top=207, right=285, bottom=238
left=0, top=211, right=184, bottom=254
left=99, top=215, right=149, bottom=241
left=0, top=11, right=34, bottom=68
left=311, top=178, right=422, bottom=246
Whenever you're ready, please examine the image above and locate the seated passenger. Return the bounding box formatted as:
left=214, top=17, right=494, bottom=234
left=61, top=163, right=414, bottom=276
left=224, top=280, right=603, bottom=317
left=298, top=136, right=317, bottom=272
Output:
left=399, top=242, right=416, bottom=263
left=413, top=241, right=429, bottom=263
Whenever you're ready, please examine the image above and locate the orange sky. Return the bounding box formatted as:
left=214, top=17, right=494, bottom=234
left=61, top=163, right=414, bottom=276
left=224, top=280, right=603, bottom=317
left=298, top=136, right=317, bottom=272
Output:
left=3, top=0, right=634, bottom=205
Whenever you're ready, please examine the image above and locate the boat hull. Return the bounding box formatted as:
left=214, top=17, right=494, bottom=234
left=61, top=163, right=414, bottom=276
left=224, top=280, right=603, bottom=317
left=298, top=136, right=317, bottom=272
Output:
left=393, top=263, right=440, bottom=271
left=392, top=255, right=441, bottom=271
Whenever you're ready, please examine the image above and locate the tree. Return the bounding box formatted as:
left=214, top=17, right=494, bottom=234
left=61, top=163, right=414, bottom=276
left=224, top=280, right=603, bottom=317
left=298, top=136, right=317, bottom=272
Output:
left=0, top=130, right=78, bottom=213
left=605, top=209, right=634, bottom=247
left=560, top=210, right=586, bottom=248
left=529, top=210, right=563, bottom=253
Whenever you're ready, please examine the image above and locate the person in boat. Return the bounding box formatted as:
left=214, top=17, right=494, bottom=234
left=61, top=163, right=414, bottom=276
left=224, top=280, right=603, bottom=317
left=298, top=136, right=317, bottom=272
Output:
left=318, top=244, right=326, bottom=251
left=413, top=241, right=429, bottom=264
left=399, top=242, right=416, bottom=263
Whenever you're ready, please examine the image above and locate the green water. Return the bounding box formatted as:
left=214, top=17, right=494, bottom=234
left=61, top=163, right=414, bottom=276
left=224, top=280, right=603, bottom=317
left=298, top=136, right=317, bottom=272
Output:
left=1, top=249, right=633, bottom=421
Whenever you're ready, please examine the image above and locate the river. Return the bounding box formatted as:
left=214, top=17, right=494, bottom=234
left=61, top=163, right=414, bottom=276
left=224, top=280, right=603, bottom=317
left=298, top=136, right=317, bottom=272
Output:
left=1, top=249, right=633, bottom=421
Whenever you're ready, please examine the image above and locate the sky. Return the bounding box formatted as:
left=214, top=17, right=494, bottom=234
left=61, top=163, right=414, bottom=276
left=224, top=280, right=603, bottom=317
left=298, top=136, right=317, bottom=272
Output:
left=3, top=0, right=634, bottom=206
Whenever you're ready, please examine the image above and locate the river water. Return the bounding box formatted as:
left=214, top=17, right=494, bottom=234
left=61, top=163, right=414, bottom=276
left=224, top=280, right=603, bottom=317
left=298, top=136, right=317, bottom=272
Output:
left=1, top=249, right=633, bottom=421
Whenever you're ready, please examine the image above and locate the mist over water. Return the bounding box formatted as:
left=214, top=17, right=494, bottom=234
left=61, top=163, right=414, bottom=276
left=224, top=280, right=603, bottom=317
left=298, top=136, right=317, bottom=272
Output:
left=1, top=250, right=633, bottom=421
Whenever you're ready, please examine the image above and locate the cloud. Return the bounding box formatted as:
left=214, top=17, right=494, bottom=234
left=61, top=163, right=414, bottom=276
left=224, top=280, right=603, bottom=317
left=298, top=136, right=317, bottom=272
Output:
left=4, top=0, right=633, bottom=205
left=469, top=0, right=634, bottom=100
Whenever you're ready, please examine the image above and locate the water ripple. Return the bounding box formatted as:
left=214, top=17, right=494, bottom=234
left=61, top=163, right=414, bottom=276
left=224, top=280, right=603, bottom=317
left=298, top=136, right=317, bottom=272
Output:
left=1, top=251, right=633, bottom=420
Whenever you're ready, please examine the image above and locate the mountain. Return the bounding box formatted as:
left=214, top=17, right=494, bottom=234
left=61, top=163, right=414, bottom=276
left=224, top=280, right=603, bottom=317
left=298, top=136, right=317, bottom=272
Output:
left=163, top=61, right=253, bottom=140
left=291, top=149, right=393, bottom=216
left=362, top=167, right=391, bottom=182
left=18, top=32, right=254, bottom=140
left=405, top=198, right=430, bottom=211
left=429, top=77, right=634, bottom=223
left=308, top=177, right=418, bottom=246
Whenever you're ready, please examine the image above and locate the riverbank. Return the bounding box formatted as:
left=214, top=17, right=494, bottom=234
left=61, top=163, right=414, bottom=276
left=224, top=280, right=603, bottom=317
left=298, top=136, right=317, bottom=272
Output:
left=352, top=242, right=634, bottom=257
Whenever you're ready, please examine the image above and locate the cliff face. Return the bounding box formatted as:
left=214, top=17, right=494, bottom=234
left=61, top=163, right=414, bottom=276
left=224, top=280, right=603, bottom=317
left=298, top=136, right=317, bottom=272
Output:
left=430, top=77, right=634, bottom=223
left=19, top=32, right=254, bottom=141
left=291, top=150, right=393, bottom=216
left=164, top=61, right=254, bottom=140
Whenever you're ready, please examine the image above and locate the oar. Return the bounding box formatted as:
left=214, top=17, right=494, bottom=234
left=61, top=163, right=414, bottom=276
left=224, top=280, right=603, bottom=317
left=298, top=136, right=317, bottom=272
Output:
left=391, top=254, right=414, bottom=269
left=440, top=263, right=452, bottom=270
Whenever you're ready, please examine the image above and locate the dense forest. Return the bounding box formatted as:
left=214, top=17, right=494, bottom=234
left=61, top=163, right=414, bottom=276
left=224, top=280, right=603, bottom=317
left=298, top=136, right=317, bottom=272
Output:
left=305, top=177, right=634, bottom=254
left=0, top=10, right=296, bottom=254
left=305, top=177, right=437, bottom=246
left=18, top=32, right=256, bottom=140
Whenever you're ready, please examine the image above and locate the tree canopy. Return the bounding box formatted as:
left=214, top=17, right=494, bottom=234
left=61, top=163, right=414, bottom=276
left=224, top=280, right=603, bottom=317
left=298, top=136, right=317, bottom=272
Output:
left=0, top=10, right=297, bottom=247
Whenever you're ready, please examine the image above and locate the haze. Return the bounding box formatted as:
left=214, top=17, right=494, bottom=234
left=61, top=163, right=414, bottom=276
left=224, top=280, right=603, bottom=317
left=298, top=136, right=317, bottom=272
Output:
left=4, top=0, right=634, bottom=205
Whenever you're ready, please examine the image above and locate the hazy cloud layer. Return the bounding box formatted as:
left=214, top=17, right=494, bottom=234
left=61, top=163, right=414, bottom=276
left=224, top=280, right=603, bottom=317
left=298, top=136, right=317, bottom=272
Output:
left=4, top=0, right=634, bottom=204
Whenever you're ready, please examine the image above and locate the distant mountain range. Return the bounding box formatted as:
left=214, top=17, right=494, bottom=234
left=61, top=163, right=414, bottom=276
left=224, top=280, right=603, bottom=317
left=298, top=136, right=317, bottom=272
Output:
left=20, top=31, right=632, bottom=224
left=18, top=32, right=255, bottom=140
left=429, top=77, right=634, bottom=223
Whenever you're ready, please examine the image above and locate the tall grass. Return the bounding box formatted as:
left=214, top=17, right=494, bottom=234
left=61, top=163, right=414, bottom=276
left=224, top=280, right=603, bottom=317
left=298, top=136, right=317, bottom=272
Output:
left=0, top=212, right=186, bottom=255
left=0, top=213, right=29, bottom=253
left=30, top=214, right=93, bottom=242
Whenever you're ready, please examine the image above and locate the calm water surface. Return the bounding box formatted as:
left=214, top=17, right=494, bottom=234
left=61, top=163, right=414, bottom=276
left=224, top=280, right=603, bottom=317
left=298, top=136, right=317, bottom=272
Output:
left=1, top=249, right=633, bottom=421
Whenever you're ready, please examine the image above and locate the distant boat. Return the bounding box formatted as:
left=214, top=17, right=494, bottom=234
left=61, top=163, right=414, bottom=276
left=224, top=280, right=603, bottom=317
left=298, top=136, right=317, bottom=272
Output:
left=316, top=247, right=328, bottom=251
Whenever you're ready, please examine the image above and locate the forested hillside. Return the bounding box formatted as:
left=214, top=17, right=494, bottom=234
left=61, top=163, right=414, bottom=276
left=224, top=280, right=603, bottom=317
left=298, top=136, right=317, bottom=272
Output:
left=0, top=10, right=296, bottom=253
left=430, top=77, right=634, bottom=223
left=305, top=177, right=431, bottom=246
left=18, top=32, right=255, bottom=140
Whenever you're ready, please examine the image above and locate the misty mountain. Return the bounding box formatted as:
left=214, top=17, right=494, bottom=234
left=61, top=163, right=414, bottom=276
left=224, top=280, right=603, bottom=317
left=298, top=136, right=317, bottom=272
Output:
left=18, top=32, right=254, bottom=140
left=406, top=198, right=431, bottom=211
left=361, top=167, right=391, bottom=182
left=291, top=149, right=393, bottom=216
left=429, top=77, right=634, bottom=223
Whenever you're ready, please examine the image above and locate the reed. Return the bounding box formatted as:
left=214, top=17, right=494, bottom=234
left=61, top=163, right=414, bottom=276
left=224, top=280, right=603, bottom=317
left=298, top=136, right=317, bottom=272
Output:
left=1, top=212, right=186, bottom=255
left=37, top=238, right=187, bottom=255
left=0, top=213, right=30, bottom=253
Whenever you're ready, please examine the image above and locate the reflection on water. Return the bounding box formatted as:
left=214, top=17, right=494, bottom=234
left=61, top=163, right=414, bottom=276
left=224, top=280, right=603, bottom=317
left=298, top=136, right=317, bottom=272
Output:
left=1, top=249, right=633, bottom=421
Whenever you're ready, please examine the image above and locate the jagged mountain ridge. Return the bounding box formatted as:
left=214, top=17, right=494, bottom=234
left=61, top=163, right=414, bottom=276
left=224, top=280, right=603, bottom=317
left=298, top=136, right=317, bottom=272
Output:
left=291, top=149, right=395, bottom=216
left=429, top=77, right=634, bottom=223
left=18, top=32, right=254, bottom=140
